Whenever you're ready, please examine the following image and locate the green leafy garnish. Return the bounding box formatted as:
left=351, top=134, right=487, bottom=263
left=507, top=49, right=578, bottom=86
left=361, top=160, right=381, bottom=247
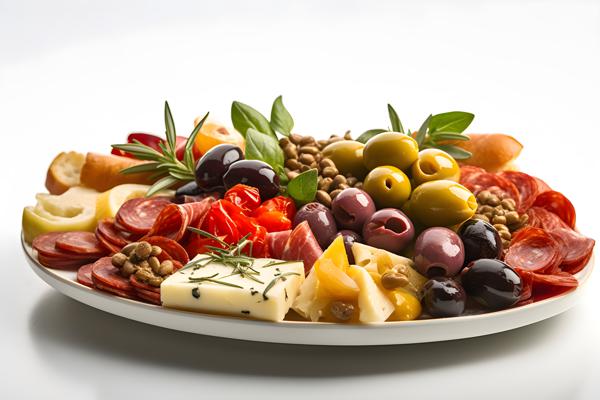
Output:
left=287, top=168, right=318, bottom=205
left=387, top=104, right=404, bottom=133
left=231, top=101, right=276, bottom=139
left=245, top=128, right=285, bottom=175
left=356, top=128, right=387, bottom=144
left=428, top=111, right=474, bottom=135
left=111, top=101, right=209, bottom=196
left=270, top=96, right=294, bottom=136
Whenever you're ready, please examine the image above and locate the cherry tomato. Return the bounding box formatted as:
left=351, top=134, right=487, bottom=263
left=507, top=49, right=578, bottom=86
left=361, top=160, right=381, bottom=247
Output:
left=112, top=133, right=188, bottom=161
left=252, top=196, right=296, bottom=220
left=224, top=184, right=261, bottom=215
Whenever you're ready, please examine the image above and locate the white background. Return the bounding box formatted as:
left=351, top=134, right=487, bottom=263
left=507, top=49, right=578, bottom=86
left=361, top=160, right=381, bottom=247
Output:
left=1, top=0, right=599, bottom=399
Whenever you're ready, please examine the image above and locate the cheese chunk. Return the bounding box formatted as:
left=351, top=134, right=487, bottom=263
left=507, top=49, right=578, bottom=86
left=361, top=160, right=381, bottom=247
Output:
left=161, top=258, right=305, bottom=322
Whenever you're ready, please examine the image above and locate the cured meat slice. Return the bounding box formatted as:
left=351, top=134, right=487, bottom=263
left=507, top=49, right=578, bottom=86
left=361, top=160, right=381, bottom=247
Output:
left=33, top=232, right=98, bottom=260
left=55, top=232, right=107, bottom=256
left=96, top=219, right=137, bottom=247
left=498, top=171, right=539, bottom=212
left=95, top=228, right=122, bottom=254
left=130, top=275, right=160, bottom=293
left=461, top=172, right=521, bottom=208
left=280, top=221, right=323, bottom=274
left=37, top=254, right=94, bottom=270
left=534, top=177, right=552, bottom=194
left=91, top=257, right=134, bottom=293
left=93, top=281, right=138, bottom=300
left=505, top=227, right=563, bottom=273
left=459, top=166, right=486, bottom=186
left=146, top=197, right=214, bottom=241
left=515, top=268, right=578, bottom=302
left=552, top=228, right=595, bottom=274
left=144, top=236, right=190, bottom=264
left=115, top=196, right=172, bottom=234
left=77, top=263, right=95, bottom=288
left=527, top=207, right=568, bottom=231
left=135, top=288, right=161, bottom=305
left=533, top=191, right=576, bottom=229
left=267, top=230, right=292, bottom=259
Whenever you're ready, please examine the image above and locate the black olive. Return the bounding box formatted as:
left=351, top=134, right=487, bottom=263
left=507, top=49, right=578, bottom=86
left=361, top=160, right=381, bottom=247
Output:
left=175, top=181, right=203, bottom=197
left=458, top=219, right=503, bottom=265
left=223, top=160, right=280, bottom=199
left=461, top=259, right=522, bottom=310
left=195, top=144, right=244, bottom=190
left=420, top=277, right=466, bottom=318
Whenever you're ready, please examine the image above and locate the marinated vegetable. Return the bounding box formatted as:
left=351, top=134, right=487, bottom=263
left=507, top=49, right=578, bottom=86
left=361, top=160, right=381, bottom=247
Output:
left=363, top=166, right=411, bottom=209
left=363, top=132, right=419, bottom=171
left=362, top=208, right=414, bottom=253
left=413, top=227, right=465, bottom=277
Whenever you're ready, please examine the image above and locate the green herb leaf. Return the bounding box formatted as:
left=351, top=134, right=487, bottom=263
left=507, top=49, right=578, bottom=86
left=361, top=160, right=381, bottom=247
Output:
left=356, top=128, right=387, bottom=144
left=416, top=114, right=432, bottom=147
left=184, top=112, right=209, bottom=172
left=146, top=175, right=179, bottom=196
left=270, top=95, right=294, bottom=137
left=387, top=104, right=404, bottom=133
left=164, top=101, right=177, bottom=151
left=231, top=101, right=275, bottom=139
left=119, top=162, right=162, bottom=175
left=429, top=132, right=470, bottom=142
left=435, top=144, right=472, bottom=160
left=245, top=128, right=284, bottom=171
left=287, top=168, right=318, bottom=205
left=428, top=111, right=474, bottom=134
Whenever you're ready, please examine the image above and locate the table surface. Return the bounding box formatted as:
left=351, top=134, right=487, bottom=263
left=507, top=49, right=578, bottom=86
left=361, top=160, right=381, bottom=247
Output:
left=1, top=1, right=599, bottom=399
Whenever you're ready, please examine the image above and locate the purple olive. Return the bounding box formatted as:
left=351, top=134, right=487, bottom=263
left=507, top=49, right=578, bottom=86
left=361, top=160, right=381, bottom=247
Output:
left=331, top=188, right=376, bottom=231
left=293, top=202, right=338, bottom=249
left=414, top=227, right=465, bottom=278
left=336, top=230, right=362, bottom=264
left=362, top=208, right=414, bottom=253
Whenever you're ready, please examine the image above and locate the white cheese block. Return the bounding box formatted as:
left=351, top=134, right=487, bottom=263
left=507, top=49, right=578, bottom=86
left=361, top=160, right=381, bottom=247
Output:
left=161, top=258, right=305, bottom=322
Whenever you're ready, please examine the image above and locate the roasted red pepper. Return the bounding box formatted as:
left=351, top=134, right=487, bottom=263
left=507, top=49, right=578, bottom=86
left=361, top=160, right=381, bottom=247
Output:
left=251, top=196, right=296, bottom=232
left=224, top=184, right=261, bottom=215
left=111, top=133, right=187, bottom=160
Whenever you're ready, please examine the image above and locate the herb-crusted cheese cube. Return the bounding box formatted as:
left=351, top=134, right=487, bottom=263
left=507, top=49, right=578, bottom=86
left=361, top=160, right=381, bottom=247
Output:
left=161, top=258, right=305, bottom=322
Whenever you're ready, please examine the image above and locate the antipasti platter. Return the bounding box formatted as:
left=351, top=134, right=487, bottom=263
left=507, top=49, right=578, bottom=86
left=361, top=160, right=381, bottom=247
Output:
left=22, top=98, right=595, bottom=345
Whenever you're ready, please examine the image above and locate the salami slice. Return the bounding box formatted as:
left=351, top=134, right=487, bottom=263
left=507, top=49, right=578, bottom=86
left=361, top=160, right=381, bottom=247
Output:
left=115, top=196, right=172, bottom=234
left=459, top=166, right=486, bottom=185
left=498, top=171, right=539, bottom=212
left=91, top=257, right=134, bottom=293
left=97, top=219, right=136, bottom=247
left=527, top=207, right=568, bottom=231
left=33, top=232, right=98, bottom=260
left=77, top=263, right=95, bottom=288
left=533, top=191, right=576, bottom=229
left=130, top=275, right=160, bottom=293
left=95, top=228, right=122, bottom=254
left=552, top=228, right=595, bottom=274
left=534, top=177, right=552, bottom=194
left=55, top=232, right=107, bottom=256
left=135, top=288, right=161, bottom=305
left=461, top=172, right=521, bottom=209
left=93, top=281, right=138, bottom=300
left=144, top=236, right=189, bottom=264
left=505, top=227, right=563, bottom=273
left=37, top=254, right=95, bottom=270
left=515, top=268, right=578, bottom=302
left=146, top=197, right=214, bottom=241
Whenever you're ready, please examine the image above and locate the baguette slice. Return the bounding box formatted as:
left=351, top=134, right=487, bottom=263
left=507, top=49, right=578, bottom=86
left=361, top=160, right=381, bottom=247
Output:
left=453, top=134, right=523, bottom=172
left=45, top=151, right=86, bottom=195
left=80, top=152, right=155, bottom=192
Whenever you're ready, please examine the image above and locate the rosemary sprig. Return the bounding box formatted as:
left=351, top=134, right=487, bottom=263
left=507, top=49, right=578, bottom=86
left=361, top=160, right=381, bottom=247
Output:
left=111, top=101, right=209, bottom=196
left=187, top=274, right=244, bottom=289
left=262, top=272, right=300, bottom=300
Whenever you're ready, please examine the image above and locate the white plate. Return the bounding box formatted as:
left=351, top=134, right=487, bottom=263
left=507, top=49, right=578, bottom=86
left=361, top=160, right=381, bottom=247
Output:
left=22, top=236, right=593, bottom=346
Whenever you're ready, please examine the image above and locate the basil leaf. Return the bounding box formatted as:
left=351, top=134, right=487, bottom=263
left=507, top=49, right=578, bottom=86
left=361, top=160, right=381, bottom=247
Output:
left=270, top=95, right=294, bottom=137
left=231, top=101, right=275, bottom=139
left=416, top=115, right=431, bottom=147
left=387, top=104, right=404, bottom=133
left=356, top=128, right=387, bottom=144
left=435, top=144, right=472, bottom=160
left=245, top=128, right=284, bottom=171
left=287, top=169, right=318, bottom=205
left=428, top=111, right=474, bottom=134
left=429, top=132, right=470, bottom=142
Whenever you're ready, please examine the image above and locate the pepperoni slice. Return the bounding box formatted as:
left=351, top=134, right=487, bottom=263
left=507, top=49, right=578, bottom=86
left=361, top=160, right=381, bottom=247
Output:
left=97, top=219, right=134, bottom=247
left=37, top=254, right=95, bottom=270
left=534, top=177, right=552, bottom=194
left=93, top=281, right=138, bottom=300
left=515, top=268, right=578, bottom=302
left=505, top=227, right=563, bottom=273
left=461, top=172, right=521, bottom=208
left=527, top=207, right=569, bottom=231
left=130, top=275, right=160, bottom=293
left=95, top=228, right=122, bottom=254
left=146, top=198, right=215, bottom=241
left=552, top=228, right=595, bottom=274
left=135, top=288, right=161, bottom=305
left=459, top=166, right=486, bottom=185
left=91, top=257, right=133, bottom=293
left=33, top=232, right=98, bottom=259
left=144, top=236, right=190, bottom=264
left=533, top=191, right=576, bottom=229
left=498, top=171, right=539, bottom=212
left=55, top=232, right=107, bottom=256
left=77, top=263, right=95, bottom=288
left=115, top=197, right=172, bottom=234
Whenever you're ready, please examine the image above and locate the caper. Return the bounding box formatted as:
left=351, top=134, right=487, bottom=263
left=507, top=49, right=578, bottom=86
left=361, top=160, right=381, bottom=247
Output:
left=492, top=215, right=507, bottom=225
left=121, top=260, right=136, bottom=277
left=149, top=256, right=161, bottom=274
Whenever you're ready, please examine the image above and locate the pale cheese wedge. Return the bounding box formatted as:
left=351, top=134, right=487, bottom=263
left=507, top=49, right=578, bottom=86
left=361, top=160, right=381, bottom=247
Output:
left=348, top=265, right=394, bottom=323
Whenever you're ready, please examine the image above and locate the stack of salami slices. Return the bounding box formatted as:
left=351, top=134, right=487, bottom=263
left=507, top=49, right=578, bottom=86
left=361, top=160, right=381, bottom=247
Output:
left=460, top=167, right=595, bottom=303
left=33, top=231, right=108, bottom=269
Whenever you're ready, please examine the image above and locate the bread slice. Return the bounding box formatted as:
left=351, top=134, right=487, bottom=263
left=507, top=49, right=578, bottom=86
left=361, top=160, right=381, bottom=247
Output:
left=79, top=152, right=154, bottom=192
left=45, top=151, right=86, bottom=195
left=454, top=134, right=523, bottom=172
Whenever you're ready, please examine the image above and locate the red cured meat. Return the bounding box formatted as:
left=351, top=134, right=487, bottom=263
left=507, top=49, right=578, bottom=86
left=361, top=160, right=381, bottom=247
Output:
left=77, top=263, right=95, bottom=287
left=146, top=197, right=214, bottom=241
left=33, top=232, right=99, bottom=269
left=280, top=221, right=323, bottom=274
left=135, top=288, right=161, bottom=305
left=461, top=172, right=521, bottom=208
left=130, top=275, right=161, bottom=293
left=267, top=230, right=292, bottom=259
left=115, top=196, right=172, bottom=234
left=534, top=177, right=552, bottom=194
left=552, top=228, right=595, bottom=274
left=515, top=268, right=578, bottom=302
left=459, top=166, right=486, bottom=186
left=55, top=231, right=107, bottom=256
left=533, top=191, right=576, bottom=229
left=96, top=219, right=137, bottom=247
left=505, top=227, right=563, bottom=273
left=144, top=236, right=190, bottom=264
left=93, top=281, right=138, bottom=300
left=91, top=257, right=134, bottom=293
left=498, top=171, right=539, bottom=212
left=95, top=228, right=122, bottom=254
left=527, top=207, right=568, bottom=230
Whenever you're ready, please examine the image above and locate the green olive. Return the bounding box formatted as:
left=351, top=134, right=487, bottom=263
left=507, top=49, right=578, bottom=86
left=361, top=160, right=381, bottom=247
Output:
left=411, top=149, right=460, bottom=186
left=403, top=180, right=477, bottom=227
left=363, top=132, right=419, bottom=171
left=363, top=166, right=411, bottom=209
left=322, top=141, right=368, bottom=179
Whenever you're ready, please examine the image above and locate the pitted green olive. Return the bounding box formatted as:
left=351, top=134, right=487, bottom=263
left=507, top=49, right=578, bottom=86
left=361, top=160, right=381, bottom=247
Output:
left=322, top=141, right=368, bottom=179
left=404, top=180, right=477, bottom=227
left=363, top=132, right=419, bottom=171
left=411, top=149, right=460, bottom=185
left=363, top=166, right=411, bottom=209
